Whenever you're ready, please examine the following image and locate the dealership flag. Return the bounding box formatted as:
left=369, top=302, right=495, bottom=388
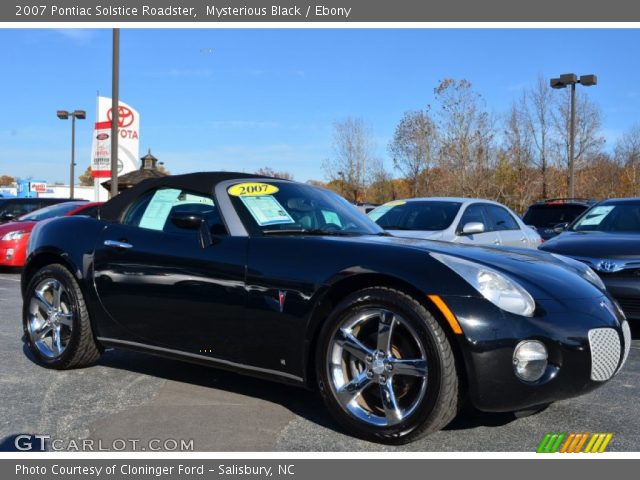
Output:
left=91, top=96, right=140, bottom=178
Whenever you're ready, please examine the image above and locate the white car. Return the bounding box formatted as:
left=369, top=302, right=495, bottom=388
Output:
left=368, top=197, right=542, bottom=248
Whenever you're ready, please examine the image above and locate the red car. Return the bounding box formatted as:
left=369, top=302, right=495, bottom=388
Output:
left=0, top=201, right=101, bottom=267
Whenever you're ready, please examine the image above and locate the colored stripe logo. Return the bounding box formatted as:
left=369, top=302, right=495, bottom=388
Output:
left=537, top=433, right=613, bottom=453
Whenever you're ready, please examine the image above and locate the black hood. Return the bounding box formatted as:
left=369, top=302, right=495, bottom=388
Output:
left=335, top=235, right=605, bottom=300
left=540, top=231, right=640, bottom=260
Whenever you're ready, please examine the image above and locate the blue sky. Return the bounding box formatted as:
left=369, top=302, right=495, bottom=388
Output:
left=1, top=28, right=640, bottom=183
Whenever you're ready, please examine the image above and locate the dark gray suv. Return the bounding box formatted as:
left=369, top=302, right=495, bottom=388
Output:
left=0, top=198, right=85, bottom=224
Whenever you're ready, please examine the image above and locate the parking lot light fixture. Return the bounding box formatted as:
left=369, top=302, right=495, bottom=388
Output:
left=57, top=109, right=86, bottom=199
left=549, top=73, right=598, bottom=198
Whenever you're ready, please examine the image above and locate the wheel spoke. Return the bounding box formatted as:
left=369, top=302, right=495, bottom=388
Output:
left=377, top=310, right=395, bottom=355
left=336, top=328, right=373, bottom=363
left=34, top=323, right=53, bottom=341
left=379, top=380, right=402, bottom=424
left=34, top=291, right=52, bottom=313
left=389, top=358, right=428, bottom=378
left=51, top=281, right=62, bottom=310
left=58, top=312, right=73, bottom=328
left=336, top=371, right=372, bottom=405
left=51, top=327, right=62, bottom=354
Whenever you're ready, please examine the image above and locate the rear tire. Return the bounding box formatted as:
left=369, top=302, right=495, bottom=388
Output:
left=23, top=264, right=101, bottom=369
left=316, top=287, right=459, bottom=444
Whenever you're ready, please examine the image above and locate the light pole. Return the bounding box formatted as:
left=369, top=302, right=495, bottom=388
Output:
left=110, top=28, right=120, bottom=199
left=57, top=110, right=86, bottom=199
left=550, top=73, right=597, bottom=198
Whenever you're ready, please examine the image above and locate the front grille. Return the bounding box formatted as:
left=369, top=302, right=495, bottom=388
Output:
left=621, top=321, right=632, bottom=370
left=600, top=268, right=640, bottom=278
left=588, top=328, right=621, bottom=382
left=615, top=297, right=640, bottom=319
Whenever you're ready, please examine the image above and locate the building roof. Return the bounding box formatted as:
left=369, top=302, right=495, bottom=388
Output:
left=101, top=168, right=167, bottom=191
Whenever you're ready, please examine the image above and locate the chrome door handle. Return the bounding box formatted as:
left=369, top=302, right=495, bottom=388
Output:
left=493, top=239, right=501, bottom=245
left=520, top=237, right=527, bottom=242
left=104, top=240, right=133, bottom=249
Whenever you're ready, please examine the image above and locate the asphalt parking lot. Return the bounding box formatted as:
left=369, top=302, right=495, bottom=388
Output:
left=1, top=269, right=639, bottom=452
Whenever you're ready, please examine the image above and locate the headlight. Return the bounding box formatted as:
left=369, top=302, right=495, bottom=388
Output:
left=550, top=253, right=606, bottom=291
left=1, top=230, right=28, bottom=241
left=432, top=252, right=535, bottom=317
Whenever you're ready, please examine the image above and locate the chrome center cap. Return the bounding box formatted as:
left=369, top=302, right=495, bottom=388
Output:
left=372, top=358, right=386, bottom=375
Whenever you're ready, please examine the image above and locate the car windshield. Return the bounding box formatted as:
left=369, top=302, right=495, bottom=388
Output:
left=522, top=204, right=587, bottom=228
left=368, top=200, right=462, bottom=231
left=18, top=202, right=84, bottom=222
left=227, top=181, right=383, bottom=235
left=571, top=203, right=640, bottom=232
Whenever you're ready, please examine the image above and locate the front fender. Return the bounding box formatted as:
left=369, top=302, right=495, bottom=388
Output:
left=22, top=216, right=106, bottom=298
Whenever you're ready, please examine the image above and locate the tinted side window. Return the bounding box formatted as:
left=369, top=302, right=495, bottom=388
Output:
left=457, top=204, right=490, bottom=233
left=72, top=206, right=100, bottom=218
left=122, top=188, right=227, bottom=235
left=122, top=192, right=154, bottom=227
left=486, top=205, right=520, bottom=231
left=1, top=201, right=41, bottom=217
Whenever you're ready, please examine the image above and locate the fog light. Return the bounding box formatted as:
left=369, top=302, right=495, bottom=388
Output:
left=513, top=340, right=548, bottom=382
left=6, top=248, right=14, bottom=260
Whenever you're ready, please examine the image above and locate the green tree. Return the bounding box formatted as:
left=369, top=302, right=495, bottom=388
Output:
left=0, top=175, right=16, bottom=186
left=78, top=166, right=94, bottom=186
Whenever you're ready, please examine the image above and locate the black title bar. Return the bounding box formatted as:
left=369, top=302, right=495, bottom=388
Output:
left=4, top=0, right=640, bottom=22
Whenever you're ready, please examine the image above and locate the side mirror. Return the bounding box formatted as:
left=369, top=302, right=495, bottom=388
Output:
left=461, top=222, right=485, bottom=235
left=170, top=212, right=204, bottom=230
left=1, top=213, right=15, bottom=221
left=170, top=211, right=217, bottom=248
left=553, top=222, right=569, bottom=233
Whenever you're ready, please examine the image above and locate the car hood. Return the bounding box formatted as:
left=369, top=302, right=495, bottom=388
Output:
left=349, top=234, right=604, bottom=300
left=540, top=231, right=640, bottom=259
left=0, top=220, right=36, bottom=236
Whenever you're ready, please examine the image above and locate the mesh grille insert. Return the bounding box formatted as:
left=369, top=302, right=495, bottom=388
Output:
left=588, top=328, right=621, bottom=382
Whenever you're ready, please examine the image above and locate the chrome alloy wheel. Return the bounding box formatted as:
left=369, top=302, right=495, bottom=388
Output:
left=27, top=278, right=74, bottom=359
left=327, top=309, right=428, bottom=427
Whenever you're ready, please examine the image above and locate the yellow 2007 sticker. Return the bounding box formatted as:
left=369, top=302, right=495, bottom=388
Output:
left=227, top=182, right=279, bottom=197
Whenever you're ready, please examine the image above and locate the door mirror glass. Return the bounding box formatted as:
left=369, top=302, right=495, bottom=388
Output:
left=462, top=222, right=485, bottom=235
left=170, top=211, right=204, bottom=230
left=553, top=222, right=569, bottom=233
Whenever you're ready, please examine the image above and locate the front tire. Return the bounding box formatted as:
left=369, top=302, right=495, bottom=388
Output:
left=316, top=287, right=459, bottom=444
left=23, top=264, right=101, bottom=369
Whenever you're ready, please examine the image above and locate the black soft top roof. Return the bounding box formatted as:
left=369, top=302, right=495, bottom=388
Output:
left=100, top=171, right=274, bottom=222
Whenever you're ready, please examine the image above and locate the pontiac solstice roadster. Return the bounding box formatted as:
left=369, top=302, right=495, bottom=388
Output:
left=21, top=172, right=631, bottom=443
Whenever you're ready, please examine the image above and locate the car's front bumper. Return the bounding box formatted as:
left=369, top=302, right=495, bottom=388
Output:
left=440, top=294, right=630, bottom=412
left=0, top=239, right=25, bottom=267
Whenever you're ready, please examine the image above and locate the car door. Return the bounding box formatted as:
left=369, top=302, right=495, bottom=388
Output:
left=485, top=204, right=527, bottom=248
left=454, top=203, right=501, bottom=246
left=92, top=187, right=249, bottom=362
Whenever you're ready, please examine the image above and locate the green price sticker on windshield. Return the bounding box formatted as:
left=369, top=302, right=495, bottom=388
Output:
left=228, top=182, right=279, bottom=197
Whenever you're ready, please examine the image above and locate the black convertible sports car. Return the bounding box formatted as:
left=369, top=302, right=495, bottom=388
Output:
left=21, top=173, right=631, bottom=443
left=540, top=197, right=640, bottom=321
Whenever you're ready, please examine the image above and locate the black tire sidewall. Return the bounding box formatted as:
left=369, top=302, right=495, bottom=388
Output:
left=316, top=288, right=451, bottom=443
left=23, top=264, right=84, bottom=369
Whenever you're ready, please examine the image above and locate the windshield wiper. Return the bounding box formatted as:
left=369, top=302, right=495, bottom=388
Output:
left=262, top=228, right=359, bottom=236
